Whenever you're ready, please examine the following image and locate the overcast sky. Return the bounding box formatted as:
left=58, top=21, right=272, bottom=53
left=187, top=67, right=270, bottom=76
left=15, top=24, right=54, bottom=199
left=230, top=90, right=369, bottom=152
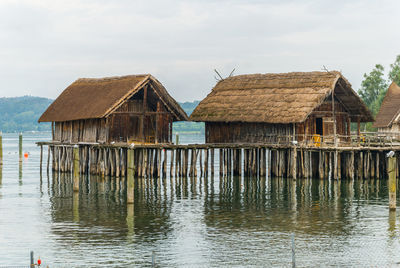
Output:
left=0, top=0, right=399, bottom=102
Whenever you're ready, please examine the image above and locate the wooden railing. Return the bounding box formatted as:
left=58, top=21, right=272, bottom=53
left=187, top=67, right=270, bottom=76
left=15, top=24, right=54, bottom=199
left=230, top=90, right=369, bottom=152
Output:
left=248, top=132, right=400, bottom=148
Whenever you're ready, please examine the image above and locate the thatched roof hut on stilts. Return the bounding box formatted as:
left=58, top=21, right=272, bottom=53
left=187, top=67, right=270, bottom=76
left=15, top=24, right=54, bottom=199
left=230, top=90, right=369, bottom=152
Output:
left=39, top=74, right=188, bottom=144
left=190, top=71, right=373, bottom=146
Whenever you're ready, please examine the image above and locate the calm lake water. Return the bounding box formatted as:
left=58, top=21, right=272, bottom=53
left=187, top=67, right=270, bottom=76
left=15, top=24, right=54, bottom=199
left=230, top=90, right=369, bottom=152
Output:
left=1, top=132, right=400, bottom=267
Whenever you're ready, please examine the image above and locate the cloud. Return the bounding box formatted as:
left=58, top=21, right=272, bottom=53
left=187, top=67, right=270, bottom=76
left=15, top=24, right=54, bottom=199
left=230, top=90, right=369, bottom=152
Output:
left=0, top=0, right=399, bottom=101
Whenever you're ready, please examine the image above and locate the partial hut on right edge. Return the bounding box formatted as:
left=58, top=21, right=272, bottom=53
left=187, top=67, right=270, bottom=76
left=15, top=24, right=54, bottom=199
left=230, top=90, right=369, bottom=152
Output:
left=190, top=71, right=373, bottom=146
left=373, top=82, right=400, bottom=134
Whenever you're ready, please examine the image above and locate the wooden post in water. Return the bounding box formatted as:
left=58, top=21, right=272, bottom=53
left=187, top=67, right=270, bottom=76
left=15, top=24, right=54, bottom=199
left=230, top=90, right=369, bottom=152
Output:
left=115, top=148, right=120, bottom=178
left=388, top=151, right=396, bottom=211
left=73, top=145, right=80, bottom=192
left=47, top=146, right=50, bottom=175
left=40, top=144, right=43, bottom=176
left=174, top=149, right=179, bottom=177
left=127, top=149, right=135, bottom=204
left=211, top=148, right=215, bottom=177
left=0, top=132, right=2, bottom=166
left=170, top=149, right=174, bottom=178
left=199, top=149, right=203, bottom=178
left=219, top=149, right=223, bottom=177
left=19, top=132, right=22, bottom=162
left=238, top=148, right=242, bottom=177
left=163, top=149, right=167, bottom=178
left=30, top=251, right=34, bottom=268
left=334, top=150, right=338, bottom=180
left=204, top=148, right=208, bottom=177
left=292, top=146, right=297, bottom=180
left=184, top=149, right=189, bottom=177
left=260, top=148, right=266, bottom=177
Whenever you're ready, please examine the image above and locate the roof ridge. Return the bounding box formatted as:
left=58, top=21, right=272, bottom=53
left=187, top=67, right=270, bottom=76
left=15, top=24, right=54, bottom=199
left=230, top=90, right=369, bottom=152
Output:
left=76, top=74, right=150, bottom=83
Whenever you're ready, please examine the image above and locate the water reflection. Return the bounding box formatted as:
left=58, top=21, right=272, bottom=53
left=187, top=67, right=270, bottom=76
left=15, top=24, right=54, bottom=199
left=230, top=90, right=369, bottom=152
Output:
left=18, top=161, right=22, bottom=186
left=49, top=173, right=390, bottom=236
left=203, top=177, right=390, bottom=237
left=46, top=171, right=396, bottom=266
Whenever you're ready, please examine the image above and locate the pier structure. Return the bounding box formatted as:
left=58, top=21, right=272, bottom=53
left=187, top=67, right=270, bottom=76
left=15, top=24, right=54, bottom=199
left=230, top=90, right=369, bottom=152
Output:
left=37, top=131, right=400, bottom=182
left=36, top=71, right=400, bottom=207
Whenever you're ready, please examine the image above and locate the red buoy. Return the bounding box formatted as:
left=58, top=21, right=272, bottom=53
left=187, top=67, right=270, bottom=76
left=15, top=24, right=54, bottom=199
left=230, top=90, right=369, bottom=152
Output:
left=37, top=256, right=41, bottom=266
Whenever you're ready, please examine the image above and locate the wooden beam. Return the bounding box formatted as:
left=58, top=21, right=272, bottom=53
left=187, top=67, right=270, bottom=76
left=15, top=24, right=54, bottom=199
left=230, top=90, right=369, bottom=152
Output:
left=148, top=82, right=179, bottom=120
left=112, top=111, right=170, bottom=115
left=142, top=85, right=148, bottom=142
left=156, top=101, right=161, bottom=143
left=332, top=87, right=337, bottom=147
left=102, top=75, right=150, bottom=118
left=347, top=116, right=351, bottom=136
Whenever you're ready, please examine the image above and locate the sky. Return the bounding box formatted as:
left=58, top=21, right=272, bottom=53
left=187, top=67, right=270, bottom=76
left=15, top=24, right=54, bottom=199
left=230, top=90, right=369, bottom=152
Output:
left=0, top=0, right=399, bottom=102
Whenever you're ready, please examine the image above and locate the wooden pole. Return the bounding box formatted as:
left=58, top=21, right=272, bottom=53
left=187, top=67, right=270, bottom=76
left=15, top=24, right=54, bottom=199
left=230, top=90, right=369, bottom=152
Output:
left=388, top=151, right=396, bottom=211
left=184, top=149, right=189, bottom=177
left=47, top=146, right=50, bottom=175
left=115, top=148, right=120, bottom=178
left=260, top=148, right=266, bottom=177
left=170, top=149, right=175, bottom=178
left=19, top=132, right=22, bottom=162
left=219, top=149, right=223, bottom=177
left=292, top=146, right=297, bottom=180
left=142, top=85, right=147, bottom=142
left=332, top=87, right=337, bottom=147
left=175, top=149, right=179, bottom=177
left=318, top=151, right=323, bottom=180
left=199, top=149, right=203, bottom=178
left=211, top=148, right=215, bottom=176
left=127, top=149, right=135, bottom=204
left=268, top=149, right=272, bottom=178
left=204, top=148, right=208, bottom=177
left=0, top=132, right=2, bottom=166
left=40, top=144, right=43, bottom=176
left=190, top=149, right=195, bottom=177
left=238, top=148, right=242, bottom=177
left=334, top=150, right=338, bottom=180
left=157, top=148, right=162, bottom=178
left=163, top=148, right=167, bottom=178
left=73, top=145, right=79, bottom=192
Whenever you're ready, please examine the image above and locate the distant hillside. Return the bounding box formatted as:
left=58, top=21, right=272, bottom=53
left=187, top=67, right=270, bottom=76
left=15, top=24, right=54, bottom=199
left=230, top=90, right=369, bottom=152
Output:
left=0, top=96, right=52, bottom=132
left=179, top=100, right=200, bottom=116
left=0, top=96, right=204, bottom=133
left=173, top=100, right=204, bottom=134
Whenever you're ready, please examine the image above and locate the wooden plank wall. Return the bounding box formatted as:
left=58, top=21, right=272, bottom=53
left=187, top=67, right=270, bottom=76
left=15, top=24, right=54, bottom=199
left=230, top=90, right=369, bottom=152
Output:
left=53, top=99, right=173, bottom=144
left=54, top=119, right=108, bottom=143
left=297, top=99, right=351, bottom=142
left=206, top=122, right=293, bottom=143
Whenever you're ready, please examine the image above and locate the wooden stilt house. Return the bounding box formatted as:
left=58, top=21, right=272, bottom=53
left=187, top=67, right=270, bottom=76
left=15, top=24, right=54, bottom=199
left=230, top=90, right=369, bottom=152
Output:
left=190, top=71, right=373, bottom=145
left=39, top=74, right=188, bottom=144
left=373, top=82, right=400, bottom=133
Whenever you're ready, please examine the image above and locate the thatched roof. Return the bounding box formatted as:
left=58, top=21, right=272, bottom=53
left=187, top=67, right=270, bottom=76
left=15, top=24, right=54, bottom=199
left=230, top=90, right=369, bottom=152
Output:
left=190, top=71, right=373, bottom=123
left=39, top=74, right=188, bottom=122
left=373, top=82, right=400, bottom=128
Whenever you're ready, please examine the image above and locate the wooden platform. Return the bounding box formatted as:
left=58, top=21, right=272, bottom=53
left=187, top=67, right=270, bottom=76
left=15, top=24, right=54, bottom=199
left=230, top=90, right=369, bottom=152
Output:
left=37, top=141, right=400, bottom=181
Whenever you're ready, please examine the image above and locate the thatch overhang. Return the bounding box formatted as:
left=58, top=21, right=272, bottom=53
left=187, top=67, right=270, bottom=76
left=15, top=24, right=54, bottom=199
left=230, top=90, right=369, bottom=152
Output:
left=39, top=74, right=188, bottom=122
left=373, top=82, right=400, bottom=128
left=190, top=71, right=373, bottom=124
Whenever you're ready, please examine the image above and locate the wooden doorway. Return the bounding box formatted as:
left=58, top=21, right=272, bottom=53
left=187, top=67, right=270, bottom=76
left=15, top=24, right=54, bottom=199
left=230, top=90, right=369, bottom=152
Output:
left=316, top=118, right=323, bottom=135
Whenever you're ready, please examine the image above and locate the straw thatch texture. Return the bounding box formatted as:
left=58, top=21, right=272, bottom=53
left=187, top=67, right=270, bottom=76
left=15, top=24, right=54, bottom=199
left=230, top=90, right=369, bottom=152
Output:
left=190, top=71, right=373, bottom=123
left=373, top=82, right=400, bottom=128
left=39, top=75, right=188, bottom=122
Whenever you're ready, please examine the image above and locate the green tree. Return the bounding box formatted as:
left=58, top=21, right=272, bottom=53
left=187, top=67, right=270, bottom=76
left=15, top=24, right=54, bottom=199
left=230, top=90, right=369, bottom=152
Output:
left=389, top=55, right=400, bottom=86
left=358, top=64, right=388, bottom=116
